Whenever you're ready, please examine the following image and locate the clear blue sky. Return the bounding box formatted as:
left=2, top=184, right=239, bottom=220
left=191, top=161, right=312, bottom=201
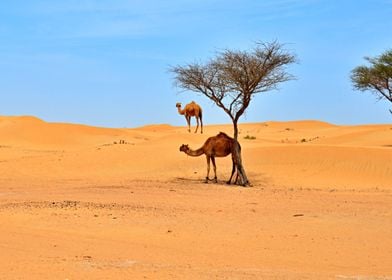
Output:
left=1, top=0, right=391, bottom=127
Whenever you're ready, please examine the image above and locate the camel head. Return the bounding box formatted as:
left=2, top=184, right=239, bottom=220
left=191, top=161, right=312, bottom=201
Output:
left=176, top=102, right=182, bottom=108
left=179, top=144, right=189, bottom=153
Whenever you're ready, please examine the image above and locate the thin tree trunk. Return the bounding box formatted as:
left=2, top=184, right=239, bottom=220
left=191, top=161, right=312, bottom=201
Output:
left=233, top=121, right=239, bottom=140
left=231, top=121, right=249, bottom=186
left=232, top=139, right=249, bottom=186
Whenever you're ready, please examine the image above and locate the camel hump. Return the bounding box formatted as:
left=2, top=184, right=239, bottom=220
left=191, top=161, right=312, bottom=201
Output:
left=191, top=101, right=196, bottom=104
left=217, top=132, right=231, bottom=138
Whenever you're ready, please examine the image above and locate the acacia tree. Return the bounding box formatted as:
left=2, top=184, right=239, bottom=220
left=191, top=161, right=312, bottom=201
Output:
left=351, top=49, right=392, bottom=114
left=171, top=41, right=297, bottom=140
left=171, top=41, right=296, bottom=186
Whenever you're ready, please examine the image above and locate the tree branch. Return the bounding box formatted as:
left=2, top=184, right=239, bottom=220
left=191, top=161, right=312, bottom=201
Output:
left=171, top=41, right=297, bottom=139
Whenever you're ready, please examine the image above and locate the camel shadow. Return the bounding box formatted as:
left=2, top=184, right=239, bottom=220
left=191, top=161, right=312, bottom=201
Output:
left=172, top=177, right=239, bottom=186
left=172, top=176, right=263, bottom=187
left=173, top=177, right=203, bottom=184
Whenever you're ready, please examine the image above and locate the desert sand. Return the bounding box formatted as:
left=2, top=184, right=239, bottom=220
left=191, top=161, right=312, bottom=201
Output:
left=0, top=115, right=391, bottom=279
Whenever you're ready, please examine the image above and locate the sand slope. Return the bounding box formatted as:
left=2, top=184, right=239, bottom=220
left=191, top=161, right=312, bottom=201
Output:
left=0, top=116, right=391, bottom=279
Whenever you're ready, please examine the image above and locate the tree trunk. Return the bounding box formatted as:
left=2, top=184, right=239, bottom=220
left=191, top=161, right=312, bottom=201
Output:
left=232, top=139, right=249, bottom=186
left=233, top=121, right=239, bottom=140
left=232, top=121, right=250, bottom=186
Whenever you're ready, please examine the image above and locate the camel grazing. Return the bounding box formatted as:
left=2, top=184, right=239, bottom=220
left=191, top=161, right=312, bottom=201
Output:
left=176, top=101, right=203, bottom=133
left=179, top=132, right=241, bottom=184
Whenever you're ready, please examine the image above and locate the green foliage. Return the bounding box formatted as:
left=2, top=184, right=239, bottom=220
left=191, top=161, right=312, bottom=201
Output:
left=351, top=49, right=392, bottom=113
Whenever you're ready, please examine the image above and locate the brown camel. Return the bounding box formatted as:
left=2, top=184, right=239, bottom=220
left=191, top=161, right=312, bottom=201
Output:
left=179, top=132, right=241, bottom=184
left=176, top=101, right=203, bottom=133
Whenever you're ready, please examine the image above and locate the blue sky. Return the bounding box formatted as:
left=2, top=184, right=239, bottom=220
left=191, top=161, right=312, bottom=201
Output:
left=1, top=0, right=391, bottom=127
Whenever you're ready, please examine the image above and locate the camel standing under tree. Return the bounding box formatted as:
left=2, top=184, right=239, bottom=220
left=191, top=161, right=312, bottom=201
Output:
left=179, top=132, right=249, bottom=186
left=176, top=101, right=203, bottom=133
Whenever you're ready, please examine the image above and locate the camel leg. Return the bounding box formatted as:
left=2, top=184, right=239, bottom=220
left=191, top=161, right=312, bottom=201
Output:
left=211, top=156, right=217, bottom=183
left=194, top=116, right=199, bottom=133
left=205, top=155, right=211, bottom=183
left=227, top=156, right=236, bottom=185
left=186, top=116, right=191, bottom=133
left=200, top=116, right=203, bottom=134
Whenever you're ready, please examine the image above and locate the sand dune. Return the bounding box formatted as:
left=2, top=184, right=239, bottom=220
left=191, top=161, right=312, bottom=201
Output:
left=0, top=116, right=391, bottom=279
left=0, top=116, right=130, bottom=147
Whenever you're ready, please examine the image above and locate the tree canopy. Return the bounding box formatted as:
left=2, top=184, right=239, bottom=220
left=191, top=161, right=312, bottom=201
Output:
left=351, top=49, right=392, bottom=113
left=171, top=41, right=297, bottom=140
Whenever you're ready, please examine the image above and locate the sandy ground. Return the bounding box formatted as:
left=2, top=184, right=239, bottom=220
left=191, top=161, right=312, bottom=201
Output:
left=0, top=115, right=391, bottom=279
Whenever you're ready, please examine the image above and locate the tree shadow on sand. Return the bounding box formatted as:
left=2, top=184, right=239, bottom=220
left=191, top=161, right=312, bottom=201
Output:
left=172, top=174, right=271, bottom=188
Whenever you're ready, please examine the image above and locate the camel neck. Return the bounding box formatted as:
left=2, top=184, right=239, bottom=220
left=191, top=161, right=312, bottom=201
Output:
left=177, top=107, right=185, bottom=115
left=185, top=147, right=204, bottom=157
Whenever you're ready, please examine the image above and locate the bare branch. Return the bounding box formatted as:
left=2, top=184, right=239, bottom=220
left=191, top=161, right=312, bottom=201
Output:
left=171, top=41, right=297, bottom=139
